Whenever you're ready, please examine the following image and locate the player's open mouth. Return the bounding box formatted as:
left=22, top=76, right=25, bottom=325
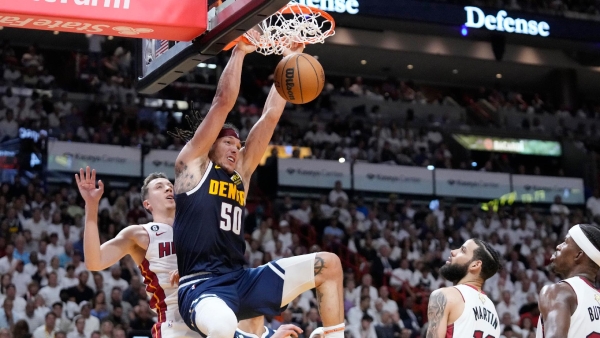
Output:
left=166, top=195, right=174, bottom=200
left=227, top=157, right=235, bottom=163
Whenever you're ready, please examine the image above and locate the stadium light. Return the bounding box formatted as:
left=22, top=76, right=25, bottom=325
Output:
left=427, top=165, right=435, bottom=170
left=461, top=25, right=468, bottom=36
left=339, top=158, right=346, bottom=163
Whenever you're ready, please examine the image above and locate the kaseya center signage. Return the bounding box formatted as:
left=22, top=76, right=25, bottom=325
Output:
left=297, top=0, right=359, bottom=15
left=464, top=6, right=550, bottom=37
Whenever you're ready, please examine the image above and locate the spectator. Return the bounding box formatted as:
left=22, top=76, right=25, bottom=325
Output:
left=38, top=273, right=61, bottom=307
left=12, top=320, right=30, bottom=338
left=586, top=188, right=600, bottom=218
left=11, top=262, right=31, bottom=298
left=0, top=111, right=18, bottom=141
left=328, top=181, right=348, bottom=205
left=66, top=316, right=85, bottom=338
left=0, top=299, right=22, bottom=330
left=370, top=245, right=396, bottom=286
left=347, top=314, right=376, bottom=338
left=31, top=312, right=56, bottom=338
left=347, top=296, right=377, bottom=326
left=13, top=237, right=29, bottom=265
left=496, top=291, right=520, bottom=325
left=78, top=302, right=99, bottom=337
left=20, top=302, right=41, bottom=335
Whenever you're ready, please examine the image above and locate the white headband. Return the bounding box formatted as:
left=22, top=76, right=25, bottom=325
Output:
left=569, top=225, right=600, bottom=267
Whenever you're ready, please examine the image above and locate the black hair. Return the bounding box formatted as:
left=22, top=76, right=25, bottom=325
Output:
left=472, top=239, right=502, bottom=280
left=168, top=109, right=239, bottom=143
left=578, top=224, right=600, bottom=268
left=579, top=224, right=600, bottom=252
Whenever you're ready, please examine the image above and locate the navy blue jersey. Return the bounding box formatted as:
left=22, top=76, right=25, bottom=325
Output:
left=174, top=161, right=247, bottom=277
left=235, top=327, right=275, bottom=338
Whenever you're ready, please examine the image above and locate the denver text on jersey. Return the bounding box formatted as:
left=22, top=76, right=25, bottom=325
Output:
left=297, top=0, right=359, bottom=15
left=464, top=6, right=550, bottom=37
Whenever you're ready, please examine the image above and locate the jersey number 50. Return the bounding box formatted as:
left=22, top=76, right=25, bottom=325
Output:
left=220, top=202, right=243, bottom=235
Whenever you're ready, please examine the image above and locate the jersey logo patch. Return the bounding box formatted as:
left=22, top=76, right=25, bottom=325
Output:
left=150, top=225, right=159, bottom=232
left=215, top=165, right=221, bottom=169
left=230, top=173, right=242, bottom=185
left=156, top=232, right=166, bottom=236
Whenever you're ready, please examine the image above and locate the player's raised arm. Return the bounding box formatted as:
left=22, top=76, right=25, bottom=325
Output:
left=537, top=283, right=575, bottom=338
left=425, top=289, right=450, bottom=338
left=239, top=43, right=304, bottom=180
left=175, top=41, right=256, bottom=167
left=77, top=167, right=146, bottom=271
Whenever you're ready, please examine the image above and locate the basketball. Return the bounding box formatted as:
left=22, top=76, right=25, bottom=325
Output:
left=274, top=53, right=325, bottom=104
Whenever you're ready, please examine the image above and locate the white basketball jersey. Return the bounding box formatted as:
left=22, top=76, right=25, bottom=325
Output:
left=536, top=277, right=600, bottom=338
left=139, top=223, right=178, bottom=324
left=447, top=285, right=500, bottom=338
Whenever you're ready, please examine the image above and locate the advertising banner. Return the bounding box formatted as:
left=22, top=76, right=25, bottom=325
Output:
left=435, top=168, right=511, bottom=199
left=453, top=134, right=561, bottom=156
left=0, top=0, right=207, bottom=41
left=48, top=140, right=141, bottom=177
left=354, top=163, right=433, bottom=195
left=511, top=175, right=584, bottom=204
left=143, top=149, right=178, bottom=180
left=278, top=158, right=351, bottom=188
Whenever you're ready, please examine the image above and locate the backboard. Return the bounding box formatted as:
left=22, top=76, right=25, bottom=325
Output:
left=136, top=0, right=292, bottom=94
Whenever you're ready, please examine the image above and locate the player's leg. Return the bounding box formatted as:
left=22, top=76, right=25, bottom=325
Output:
left=276, top=252, right=344, bottom=336
left=192, top=297, right=238, bottom=338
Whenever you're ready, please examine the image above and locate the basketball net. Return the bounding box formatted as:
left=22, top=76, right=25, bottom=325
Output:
left=225, top=1, right=336, bottom=56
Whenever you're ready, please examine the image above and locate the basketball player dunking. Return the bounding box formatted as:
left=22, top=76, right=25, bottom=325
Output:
left=426, top=239, right=502, bottom=338
left=77, top=168, right=199, bottom=338
left=80, top=167, right=307, bottom=338
left=169, top=40, right=344, bottom=338
left=536, top=224, right=600, bottom=338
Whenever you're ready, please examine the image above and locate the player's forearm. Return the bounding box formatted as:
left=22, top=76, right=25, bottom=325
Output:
left=211, top=47, right=247, bottom=111
left=83, top=203, right=103, bottom=271
left=262, top=85, right=287, bottom=122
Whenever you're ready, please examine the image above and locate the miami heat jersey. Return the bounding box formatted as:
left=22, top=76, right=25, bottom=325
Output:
left=234, top=327, right=276, bottom=338
left=139, top=222, right=178, bottom=324
left=174, top=161, right=247, bottom=278
left=447, top=285, right=500, bottom=338
left=536, top=276, right=600, bottom=338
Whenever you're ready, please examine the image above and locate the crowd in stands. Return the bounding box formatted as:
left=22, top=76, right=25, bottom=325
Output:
left=1, top=37, right=596, bottom=176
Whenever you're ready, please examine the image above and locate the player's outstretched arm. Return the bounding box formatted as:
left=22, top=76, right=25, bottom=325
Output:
left=425, top=289, right=450, bottom=338
left=175, top=41, right=256, bottom=167
left=538, top=283, right=575, bottom=338
left=239, top=43, right=304, bottom=179
left=77, top=167, right=146, bottom=271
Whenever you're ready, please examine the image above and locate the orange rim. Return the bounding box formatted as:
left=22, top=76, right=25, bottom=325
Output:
left=222, top=4, right=335, bottom=51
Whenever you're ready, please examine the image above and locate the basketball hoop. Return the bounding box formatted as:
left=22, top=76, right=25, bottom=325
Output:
left=225, top=2, right=335, bottom=55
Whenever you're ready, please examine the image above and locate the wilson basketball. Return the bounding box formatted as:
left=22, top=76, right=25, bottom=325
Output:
left=274, top=53, right=325, bottom=104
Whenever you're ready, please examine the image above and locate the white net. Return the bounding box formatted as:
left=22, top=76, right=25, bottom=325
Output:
left=243, top=1, right=335, bottom=56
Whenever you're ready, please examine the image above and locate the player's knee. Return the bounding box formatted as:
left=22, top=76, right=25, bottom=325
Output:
left=316, top=252, right=342, bottom=279
left=193, top=297, right=237, bottom=338
left=206, top=314, right=237, bottom=338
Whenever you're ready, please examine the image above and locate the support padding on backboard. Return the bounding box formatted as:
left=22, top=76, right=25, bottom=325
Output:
left=0, top=0, right=207, bottom=41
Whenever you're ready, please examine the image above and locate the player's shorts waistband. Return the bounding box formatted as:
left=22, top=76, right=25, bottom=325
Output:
left=179, top=271, right=213, bottom=286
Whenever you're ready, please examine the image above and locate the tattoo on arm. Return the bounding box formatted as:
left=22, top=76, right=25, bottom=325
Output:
left=426, top=291, right=447, bottom=338
left=314, top=257, right=325, bottom=276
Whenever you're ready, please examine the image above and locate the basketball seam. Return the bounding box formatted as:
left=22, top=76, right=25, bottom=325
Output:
left=300, top=54, right=322, bottom=100
left=296, top=55, right=304, bottom=103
